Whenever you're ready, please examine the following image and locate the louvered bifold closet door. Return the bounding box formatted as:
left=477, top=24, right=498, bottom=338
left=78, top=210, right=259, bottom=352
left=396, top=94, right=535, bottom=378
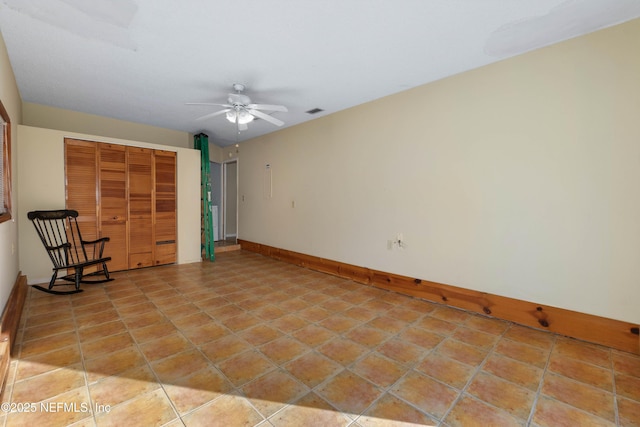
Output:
left=127, top=147, right=154, bottom=269
left=65, top=139, right=98, bottom=240
left=154, top=151, right=177, bottom=266
left=99, top=143, right=128, bottom=271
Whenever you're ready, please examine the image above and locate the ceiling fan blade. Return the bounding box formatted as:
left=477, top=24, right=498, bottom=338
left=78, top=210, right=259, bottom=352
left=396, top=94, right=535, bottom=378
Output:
left=248, top=109, right=284, bottom=126
left=247, top=104, right=288, bottom=112
left=195, top=108, right=231, bottom=121
left=186, top=102, right=232, bottom=107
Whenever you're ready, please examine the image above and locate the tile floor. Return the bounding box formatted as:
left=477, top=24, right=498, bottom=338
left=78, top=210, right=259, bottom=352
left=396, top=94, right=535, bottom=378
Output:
left=2, top=250, right=639, bottom=426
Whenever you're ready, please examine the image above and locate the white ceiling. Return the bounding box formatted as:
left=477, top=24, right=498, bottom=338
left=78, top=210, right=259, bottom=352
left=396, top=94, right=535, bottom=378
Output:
left=1, top=0, right=639, bottom=147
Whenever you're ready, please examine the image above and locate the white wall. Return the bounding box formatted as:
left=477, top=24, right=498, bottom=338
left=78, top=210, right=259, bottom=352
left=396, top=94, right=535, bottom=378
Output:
left=234, top=19, right=640, bottom=324
left=17, top=125, right=201, bottom=284
left=0, top=29, right=22, bottom=313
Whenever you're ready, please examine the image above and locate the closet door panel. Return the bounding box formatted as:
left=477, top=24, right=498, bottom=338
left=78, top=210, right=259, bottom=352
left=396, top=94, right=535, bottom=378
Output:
left=65, top=139, right=98, bottom=240
left=99, top=144, right=128, bottom=271
left=127, top=147, right=154, bottom=269
left=154, top=151, right=176, bottom=265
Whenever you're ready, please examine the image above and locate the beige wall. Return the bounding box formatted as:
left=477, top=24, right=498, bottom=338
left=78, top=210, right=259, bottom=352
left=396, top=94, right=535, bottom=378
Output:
left=236, top=19, right=640, bottom=324
left=17, top=125, right=202, bottom=284
left=23, top=102, right=192, bottom=149
left=0, top=30, right=22, bottom=312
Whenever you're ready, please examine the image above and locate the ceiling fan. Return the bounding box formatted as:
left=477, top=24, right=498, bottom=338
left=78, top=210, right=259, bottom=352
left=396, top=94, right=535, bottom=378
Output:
left=187, top=83, right=288, bottom=131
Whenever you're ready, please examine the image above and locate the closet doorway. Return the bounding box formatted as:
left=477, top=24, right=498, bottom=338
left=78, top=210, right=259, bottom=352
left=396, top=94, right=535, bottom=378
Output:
left=210, top=159, right=238, bottom=244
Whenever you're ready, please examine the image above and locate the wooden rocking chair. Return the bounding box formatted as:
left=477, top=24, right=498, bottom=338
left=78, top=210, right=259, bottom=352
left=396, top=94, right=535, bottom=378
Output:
left=28, top=209, right=113, bottom=295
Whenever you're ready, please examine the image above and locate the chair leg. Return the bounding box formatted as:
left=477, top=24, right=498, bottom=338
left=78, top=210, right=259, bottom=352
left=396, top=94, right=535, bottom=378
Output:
left=48, top=271, right=59, bottom=289
left=102, top=262, right=110, bottom=280
left=74, top=267, right=83, bottom=291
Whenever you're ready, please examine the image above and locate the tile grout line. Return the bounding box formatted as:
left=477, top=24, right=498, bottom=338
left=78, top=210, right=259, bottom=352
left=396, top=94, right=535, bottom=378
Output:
left=436, top=320, right=514, bottom=425
left=524, top=331, right=557, bottom=426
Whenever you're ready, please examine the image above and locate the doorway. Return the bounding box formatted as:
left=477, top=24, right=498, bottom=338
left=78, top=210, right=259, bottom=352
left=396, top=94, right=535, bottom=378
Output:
left=223, top=160, right=238, bottom=243
left=211, top=159, right=238, bottom=244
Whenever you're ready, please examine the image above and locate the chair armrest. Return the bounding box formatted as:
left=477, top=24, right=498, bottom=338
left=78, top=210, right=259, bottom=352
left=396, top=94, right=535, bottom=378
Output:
left=81, top=237, right=110, bottom=259
left=81, top=237, right=110, bottom=245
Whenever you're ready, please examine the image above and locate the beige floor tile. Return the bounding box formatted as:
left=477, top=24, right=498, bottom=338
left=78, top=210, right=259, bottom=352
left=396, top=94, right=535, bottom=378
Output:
left=318, top=338, right=369, bottom=366
left=415, top=315, right=459, bottom=336
left=150, top=348, right=211, bottom=383
left=416, top=353, right=475, bottom=390
left=220, top=312, right=263, bottom=332
left=199, top=335, right=252, bottom=363
left=128, top=320, right=177, bottom=343
left=482, top=353, right=543, bottom=391
left=89, top=365, right=160, bottom=409
left=139, top=332, right=193, bottom=362
left=162, top=366, right=233, bottom=415
left=84, top=347, right=147, bottom=384
left=15, top=344, right=82, bottom=380
left=612, top=350, right=640, bottom=378
left=436, top=339, right=488, bottom=367
left=366, top=315, right=407, bottom=334
left=452, top=326, right=500, bottom=350
left=94, top=388, right=178, bottom=427
left=260, top=336, right=310, bottom=366
left=80, top=332, right=135, bottom=360
left=345, top=326, right=389, bottom=348
left=430, top=306, right=470, bottom=324
left=358, top=393, right=436, bottom=427
left=391, top=370, right=458, bottom=420
left=21, top=319, right=77, bottom=342
left=239, top=324, right=283, bottom=346
left=398, top=326, right=443, bottom=350
left=464, top=314, right=510, bottom=335
left=77, top=320, right=128, bottom=343
left=319, top=315, right=361, bottom=334
left=171, top=312, right=213, bottom=330
left=182, top=394, right=263, bottom=427
left=376, top=338, right=424, bottom=367
left=292, top=324, right=337, bottom=347
left=12, top=364, right=86, bottom=403
left=445, top=395, right=525, bottom=427
left=503, top=325, right=555, bottom=351
left=541, top=372, right=615, bottom=421
left=467, top=371, right=535, bottom=421
left=242, top=369, right=309, bottom=417
left=180, top=322, right=228, bottom=346
left=552, top=337, right=611, bottom=368
left=495, top=338, right=549, bottom=369
left=5, top=387, right=93, bottom=427
left=532, top=395, right=615, bottom=427
left=269, top=392, right=350, bottom=427
left=616, top=373, right=640, bottom=402
left=317, top=370, right=381, bottom=416
left=217, top=350, right=277, bottom=387
left=547, top=353, right=613, bottom=391
left=284, top=351, right=343, bottom=388
left=618, top=397, right=640, bottom=426
left=19, top=331, right=78, bottom=359
left=352, top=353, right=405, bottom=388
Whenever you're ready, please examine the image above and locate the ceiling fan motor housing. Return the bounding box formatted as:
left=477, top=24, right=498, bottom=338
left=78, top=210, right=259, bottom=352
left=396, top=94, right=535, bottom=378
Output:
left=228, top=93, right=251, bottom=106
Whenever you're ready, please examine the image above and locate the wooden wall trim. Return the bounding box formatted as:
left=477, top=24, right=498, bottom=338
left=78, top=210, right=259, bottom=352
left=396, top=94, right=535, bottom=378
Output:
left=0, top=273, right=27, bottom=395
left=238, top=240, right=640, bottom=355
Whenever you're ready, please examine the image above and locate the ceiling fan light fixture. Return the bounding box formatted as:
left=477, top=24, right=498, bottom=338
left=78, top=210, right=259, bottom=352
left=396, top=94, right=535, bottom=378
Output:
left=226, top=109, right=254, bottom=125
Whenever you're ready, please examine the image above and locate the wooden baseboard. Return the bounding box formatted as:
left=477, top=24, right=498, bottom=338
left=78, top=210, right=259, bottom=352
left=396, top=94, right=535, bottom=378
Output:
left=0, top=273, right=28, bottom=396
left=239, top=240, right=640, bottom=355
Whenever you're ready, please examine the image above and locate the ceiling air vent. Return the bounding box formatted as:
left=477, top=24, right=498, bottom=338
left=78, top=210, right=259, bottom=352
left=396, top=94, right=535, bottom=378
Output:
left=306, top=108, right=324, bottom=114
